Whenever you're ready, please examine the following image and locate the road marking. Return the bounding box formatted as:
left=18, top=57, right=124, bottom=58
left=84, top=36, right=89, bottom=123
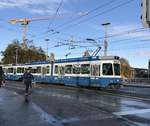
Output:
left=61, top=117, right=80, bottom=123
left=32, top=103, right=63, bottom=126
left=113, top=108, right=150, bottom=116
left=61, top=114, right=114, bottom=123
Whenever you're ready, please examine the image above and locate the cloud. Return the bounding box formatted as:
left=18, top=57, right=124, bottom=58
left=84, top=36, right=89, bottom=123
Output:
left=131, top=50, right=150, bottom=57
left=0, top=0, right=69, bottom=14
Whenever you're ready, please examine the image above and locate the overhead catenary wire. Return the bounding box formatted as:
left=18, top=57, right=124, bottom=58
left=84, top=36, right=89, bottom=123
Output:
left=29, top=0, right=135, bottom=42
left=71, top=28, right=150, bottom=44
left=109, top=44, right=150, bottom=51
left=97, top=28, right=147, bottom=40
left=53, top=0, right=135, bottom=32
left=48, top=0, right=64, bottom=29
left=53, top=0, right=117, bottom=30
left=109, top=35, right=150, bottom=44
left=43, top=27, right=147, bottom=44
left=38, top=32, right=150, bottom=51
left=34, top=27, right=150, bottom=51
left=33, top=0, right=136, bottom=41
left=21, top=0, right=150, bottom=54
left=30, top=0, right=120, bottom=40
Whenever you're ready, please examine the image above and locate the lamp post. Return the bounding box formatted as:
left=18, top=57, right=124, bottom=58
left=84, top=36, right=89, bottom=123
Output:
left=101, top=22, right=111, bottom=56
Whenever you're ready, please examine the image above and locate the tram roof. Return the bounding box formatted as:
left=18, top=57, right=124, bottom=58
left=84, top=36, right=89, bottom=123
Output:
left=24, top=56, right=119, bottom=65
left=2, top=56, right=119, bottom=66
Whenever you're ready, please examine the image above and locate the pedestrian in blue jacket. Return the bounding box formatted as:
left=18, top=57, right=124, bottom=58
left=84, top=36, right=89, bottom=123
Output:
left=23, top=69, right=34, bottom=94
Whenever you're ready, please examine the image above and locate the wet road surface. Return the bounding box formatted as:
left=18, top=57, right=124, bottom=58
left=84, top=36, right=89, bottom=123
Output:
left=0, top=88, right=52, bottom=126
left=0, top=81, right=150, bottom=126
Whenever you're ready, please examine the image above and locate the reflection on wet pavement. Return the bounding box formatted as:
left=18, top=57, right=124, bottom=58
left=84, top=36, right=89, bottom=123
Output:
left=2, top=83, right=150, bottom=126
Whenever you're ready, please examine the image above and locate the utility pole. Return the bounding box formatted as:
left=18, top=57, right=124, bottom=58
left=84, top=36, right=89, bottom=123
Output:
left=101, top=22, right=111, bottom=56
left=45, top=38, right=50, bottom=60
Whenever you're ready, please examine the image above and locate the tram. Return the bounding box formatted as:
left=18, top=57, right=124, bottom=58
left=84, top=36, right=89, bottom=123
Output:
left=3, top=56, right=122, bottom=88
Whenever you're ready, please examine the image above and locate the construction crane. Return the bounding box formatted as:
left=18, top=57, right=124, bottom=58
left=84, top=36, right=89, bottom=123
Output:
left=9, top=12, right=87, bottom=49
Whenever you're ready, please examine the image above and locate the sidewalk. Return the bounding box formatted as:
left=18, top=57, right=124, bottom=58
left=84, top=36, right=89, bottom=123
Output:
left=0, top=88, right=52, bottom=126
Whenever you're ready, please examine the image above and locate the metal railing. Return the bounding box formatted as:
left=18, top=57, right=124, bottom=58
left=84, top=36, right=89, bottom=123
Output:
left=123, top=78, right=150, bottom=85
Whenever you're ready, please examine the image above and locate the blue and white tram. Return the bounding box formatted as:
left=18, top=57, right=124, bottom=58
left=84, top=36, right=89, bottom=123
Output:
left=3, top=56, right=122, bottom=88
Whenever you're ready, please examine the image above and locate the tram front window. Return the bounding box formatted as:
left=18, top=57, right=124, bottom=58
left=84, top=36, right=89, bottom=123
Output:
left=114, top=63, right=120, bottom=75
left=102, top=63, right=113, bottom=75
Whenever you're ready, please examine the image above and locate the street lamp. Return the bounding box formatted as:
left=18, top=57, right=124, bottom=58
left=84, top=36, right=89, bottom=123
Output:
left=101, top=22, right=111, bottom=56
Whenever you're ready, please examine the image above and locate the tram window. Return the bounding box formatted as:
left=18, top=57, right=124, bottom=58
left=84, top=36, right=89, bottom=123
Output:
left=99, top=65, right=101, bottom=76
left=92, top=65, right=99, bottom=76
left=31, top=68, right=36, bottom=73
left=114, top=63, right=120, bottom=75
left=59, top=66, right=65, bottom=75
left=13, top=68, right=16, bottom=74
left=17, top=67, right=24, bottom=73
left=42, top=66, right=50, bottom=74
left=8, top=68, right=13, bottom=73
left=65, top=65, right=72, bottom=74
left=102, top=63, right=113, bottom=75
left=42, top=67, right=46, bottom=74
left=17, top=68, right=21, bottom=73
left=81, top=64, right=90, bottom=74
left=36, top=67, right=41, bottom=73
left=3, top=68, right=8, bottom=74
left=55, top=65, right=58, bottom=74
left=73, top=65, right=80, bottom=74
left=46, top=66, right=50, bottom=74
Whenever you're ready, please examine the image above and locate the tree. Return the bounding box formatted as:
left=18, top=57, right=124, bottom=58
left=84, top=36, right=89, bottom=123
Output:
left=120, top=58, right=134, bottom=78
left=1, top=40, right=46, bottom=64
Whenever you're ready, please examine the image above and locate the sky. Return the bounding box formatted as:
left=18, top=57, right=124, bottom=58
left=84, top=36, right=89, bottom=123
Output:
left=0, top=0, right=150, bottom=68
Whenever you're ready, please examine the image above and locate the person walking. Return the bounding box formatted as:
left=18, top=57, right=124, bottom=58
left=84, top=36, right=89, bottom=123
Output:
left=0, top=66, right=5, bottom=88
left=23, top=69, right=34, bottom=94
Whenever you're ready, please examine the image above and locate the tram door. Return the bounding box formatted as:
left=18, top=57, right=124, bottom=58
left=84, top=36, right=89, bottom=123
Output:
left=58, top=66, right=65, bottom=84
left=91, top=64, right=99, bottom=87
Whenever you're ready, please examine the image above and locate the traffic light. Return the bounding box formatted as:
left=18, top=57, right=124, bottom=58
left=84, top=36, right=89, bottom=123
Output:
left=141, top=0, right=150, bottom=28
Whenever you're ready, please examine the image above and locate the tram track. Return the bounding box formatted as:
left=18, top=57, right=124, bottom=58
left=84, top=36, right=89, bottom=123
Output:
left=4, top=81, right=150, bottom=103
left=97, top=88, right=150, bottom=102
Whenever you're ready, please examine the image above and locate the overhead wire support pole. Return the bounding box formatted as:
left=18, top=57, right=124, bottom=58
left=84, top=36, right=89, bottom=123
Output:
left=101, top=22, right=111, bottom=56
left=45, top=38, right=50, bottom=60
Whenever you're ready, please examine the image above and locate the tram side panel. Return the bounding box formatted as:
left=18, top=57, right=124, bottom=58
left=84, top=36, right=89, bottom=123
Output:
left=3, top=57, right=122, bottom=88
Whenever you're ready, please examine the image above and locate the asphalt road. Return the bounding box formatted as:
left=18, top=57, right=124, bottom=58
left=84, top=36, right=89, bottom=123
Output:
left=1, top=81, right=150, bottom=126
